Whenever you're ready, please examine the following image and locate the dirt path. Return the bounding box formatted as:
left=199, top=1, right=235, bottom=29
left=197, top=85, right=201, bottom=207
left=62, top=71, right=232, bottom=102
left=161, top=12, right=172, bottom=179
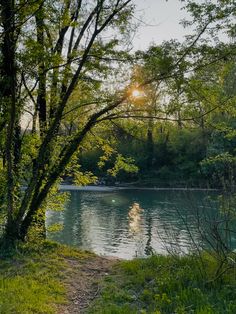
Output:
left=58, top=255, right=119, bottom=314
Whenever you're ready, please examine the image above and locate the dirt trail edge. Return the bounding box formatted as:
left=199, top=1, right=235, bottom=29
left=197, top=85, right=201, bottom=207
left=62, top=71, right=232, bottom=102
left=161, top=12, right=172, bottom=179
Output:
left=58, top=255, right=119, bottom=314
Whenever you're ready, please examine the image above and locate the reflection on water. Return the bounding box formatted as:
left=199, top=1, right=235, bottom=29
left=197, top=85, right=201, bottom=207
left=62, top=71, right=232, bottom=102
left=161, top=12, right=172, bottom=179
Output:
left=128, top=202, right=144, bottom=257
left=46, top=189, right=224, bottom=259
left=128, top=202, right=143, bottom=234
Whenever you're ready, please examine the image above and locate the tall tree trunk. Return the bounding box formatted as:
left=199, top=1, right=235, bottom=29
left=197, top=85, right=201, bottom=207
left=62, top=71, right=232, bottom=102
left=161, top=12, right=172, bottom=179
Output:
left=32, top=106, right=38, bottom=133
left=1, top=0, right=20, bottom=241
left=146, top=119, right=154, bottom=170
left=36, top=7, right=47, bottom=136
left=31, top=6, right=48, bottom=239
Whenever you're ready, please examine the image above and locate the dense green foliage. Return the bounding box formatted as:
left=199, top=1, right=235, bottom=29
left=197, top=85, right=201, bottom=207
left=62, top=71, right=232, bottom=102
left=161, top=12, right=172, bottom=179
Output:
left=90, top=255, right=236, bottom=314
left=79, top=123, right=209, bottom=186
left=79, top=117, right=236, bottom=187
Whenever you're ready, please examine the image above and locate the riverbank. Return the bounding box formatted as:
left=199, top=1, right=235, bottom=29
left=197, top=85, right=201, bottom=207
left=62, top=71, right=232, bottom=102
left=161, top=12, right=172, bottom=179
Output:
left=90, top=254, right=236, bottom=314
left=59, top=184, right=219, bottom=192
left=61, top=176, right=220, bottom=191
left=0, top=242, right=236, bottom=313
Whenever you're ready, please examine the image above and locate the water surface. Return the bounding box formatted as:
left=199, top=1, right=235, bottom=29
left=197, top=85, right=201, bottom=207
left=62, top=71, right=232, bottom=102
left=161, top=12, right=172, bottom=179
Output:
left=46, top=188, right=227, bottom=259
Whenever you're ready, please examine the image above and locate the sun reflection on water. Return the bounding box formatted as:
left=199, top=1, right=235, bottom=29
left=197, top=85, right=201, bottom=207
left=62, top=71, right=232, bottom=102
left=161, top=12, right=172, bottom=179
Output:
left=128, top=202, right=143, bottom=234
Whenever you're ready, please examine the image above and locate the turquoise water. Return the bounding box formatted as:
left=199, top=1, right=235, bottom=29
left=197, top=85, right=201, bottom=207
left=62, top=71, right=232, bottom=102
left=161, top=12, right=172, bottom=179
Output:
left=46, top=188, right=233, bottom=259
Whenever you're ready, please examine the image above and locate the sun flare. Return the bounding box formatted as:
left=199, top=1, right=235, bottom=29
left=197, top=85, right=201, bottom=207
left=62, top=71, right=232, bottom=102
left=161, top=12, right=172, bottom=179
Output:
left=131, top=89, right=141, bottom=98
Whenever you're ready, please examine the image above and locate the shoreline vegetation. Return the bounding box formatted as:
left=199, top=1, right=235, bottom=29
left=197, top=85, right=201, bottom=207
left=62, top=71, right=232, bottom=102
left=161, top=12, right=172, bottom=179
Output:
left=1, top=241, right=236, bottom=314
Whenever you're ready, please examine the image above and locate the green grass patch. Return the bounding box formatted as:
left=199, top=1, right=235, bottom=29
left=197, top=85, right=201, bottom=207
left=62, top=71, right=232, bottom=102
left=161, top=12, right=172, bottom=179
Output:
left=0, top=241, right=92, bottom=314
left=89, top=255, right=236, bottom=314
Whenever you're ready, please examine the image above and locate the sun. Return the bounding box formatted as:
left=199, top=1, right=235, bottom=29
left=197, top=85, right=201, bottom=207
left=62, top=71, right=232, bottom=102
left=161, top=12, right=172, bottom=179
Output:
left=131, top=89, right=141, bottom=98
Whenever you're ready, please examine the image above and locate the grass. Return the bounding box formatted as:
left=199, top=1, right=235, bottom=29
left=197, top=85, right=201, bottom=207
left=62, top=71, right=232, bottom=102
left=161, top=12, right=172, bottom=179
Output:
left=0, top=241, right=92, bottom=314
left=88, top=254, right=236, bottom=314
left=1, top=241, right=236, bottom=314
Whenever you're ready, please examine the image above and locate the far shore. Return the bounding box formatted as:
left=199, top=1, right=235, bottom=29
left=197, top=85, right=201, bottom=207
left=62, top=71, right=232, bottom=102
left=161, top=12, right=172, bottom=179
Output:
left=59, top=184, right=219, bottom=192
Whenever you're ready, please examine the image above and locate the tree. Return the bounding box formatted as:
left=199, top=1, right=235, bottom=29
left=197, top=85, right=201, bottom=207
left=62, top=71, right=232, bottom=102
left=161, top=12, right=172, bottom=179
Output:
left=0, top=0, right=135, bottom=243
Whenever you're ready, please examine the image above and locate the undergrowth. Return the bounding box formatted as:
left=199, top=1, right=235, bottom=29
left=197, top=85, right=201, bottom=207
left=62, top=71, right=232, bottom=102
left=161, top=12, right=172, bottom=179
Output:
left=89, top=254, right=236, bottom=314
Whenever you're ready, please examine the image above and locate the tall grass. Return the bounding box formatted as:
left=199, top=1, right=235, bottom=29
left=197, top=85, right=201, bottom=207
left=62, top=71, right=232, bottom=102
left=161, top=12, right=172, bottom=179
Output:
left=89, top=254, right=236, bottom=314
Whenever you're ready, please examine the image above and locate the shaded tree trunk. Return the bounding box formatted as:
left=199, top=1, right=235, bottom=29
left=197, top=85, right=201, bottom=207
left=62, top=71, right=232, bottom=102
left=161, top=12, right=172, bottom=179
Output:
left=146, top=120, right=154, bottom=170
left=0, top=0, right=20, bottom=242
left=36, top=7, right=47, bottom=136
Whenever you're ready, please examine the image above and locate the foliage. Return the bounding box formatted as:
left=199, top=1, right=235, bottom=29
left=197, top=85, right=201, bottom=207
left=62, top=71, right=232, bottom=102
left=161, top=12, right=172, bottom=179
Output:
left=80, top=122, right=209, bottom=185
left=65, top=154, right=98, bottom=185
left=0, top=0, right=137, bottom=242
left=107, top=154, right=138, bottom=177
left=76, top=28, right=236, bottom=187
left=201, top=153, right=236, bottom=187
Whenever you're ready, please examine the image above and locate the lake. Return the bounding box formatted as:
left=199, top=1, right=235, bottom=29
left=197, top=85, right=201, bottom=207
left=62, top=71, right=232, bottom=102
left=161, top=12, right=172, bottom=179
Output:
left=46, top=187, right=234, bottom=259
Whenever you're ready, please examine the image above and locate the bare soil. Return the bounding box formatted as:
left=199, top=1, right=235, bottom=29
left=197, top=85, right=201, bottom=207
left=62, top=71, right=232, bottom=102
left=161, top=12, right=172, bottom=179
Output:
left=58, top=255, right=119, bottom=314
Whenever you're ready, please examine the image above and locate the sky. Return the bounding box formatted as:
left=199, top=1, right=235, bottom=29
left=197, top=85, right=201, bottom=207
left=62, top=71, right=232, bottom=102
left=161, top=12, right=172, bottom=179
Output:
left=132, top=0, right=190, bottom=50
